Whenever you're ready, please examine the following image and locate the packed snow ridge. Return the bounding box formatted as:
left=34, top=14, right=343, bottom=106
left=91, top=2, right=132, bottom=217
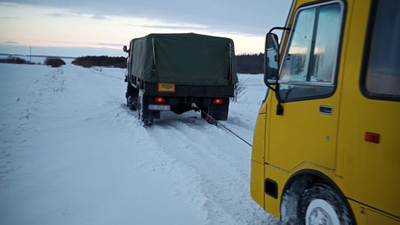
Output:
left=0, top=59, right=278, bottom=225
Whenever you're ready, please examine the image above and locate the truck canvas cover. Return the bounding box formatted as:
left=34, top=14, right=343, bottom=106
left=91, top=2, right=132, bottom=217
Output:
left=130, top=33, right=238, bottom=85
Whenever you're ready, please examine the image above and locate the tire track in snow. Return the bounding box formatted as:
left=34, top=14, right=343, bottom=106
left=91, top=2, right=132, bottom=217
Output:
left=111, top=105, right=210, bottom=222
left=146, top=114, right=277, bottom=225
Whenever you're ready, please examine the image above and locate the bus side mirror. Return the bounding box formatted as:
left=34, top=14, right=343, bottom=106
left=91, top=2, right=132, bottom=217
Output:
left=123, top=45, right=128, bottom=53
left=264, top=33, right=280, bottom=85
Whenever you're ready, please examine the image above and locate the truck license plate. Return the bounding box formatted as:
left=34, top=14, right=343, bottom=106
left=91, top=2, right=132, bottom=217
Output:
left=158, top=83, right=175, bottom=92
left=148, top=105, right=170, bottom=111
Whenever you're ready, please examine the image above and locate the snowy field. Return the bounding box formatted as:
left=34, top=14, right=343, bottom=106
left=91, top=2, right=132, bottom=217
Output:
left=0, top=61, right=278, bottom=225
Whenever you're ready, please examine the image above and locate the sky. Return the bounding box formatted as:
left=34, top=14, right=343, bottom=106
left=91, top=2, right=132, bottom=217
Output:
left=0, top=0, right=292, bottom=57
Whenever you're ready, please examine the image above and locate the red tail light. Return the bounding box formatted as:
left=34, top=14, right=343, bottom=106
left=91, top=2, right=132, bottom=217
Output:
left=155, top=97, right=165, bottom=103
left=213, top=99, right=223, bottom=105
left=365, top=132, right=380, bottom=144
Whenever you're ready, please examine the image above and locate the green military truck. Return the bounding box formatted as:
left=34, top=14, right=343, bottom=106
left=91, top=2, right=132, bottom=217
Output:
left=123, top=33, right=238, bottom=126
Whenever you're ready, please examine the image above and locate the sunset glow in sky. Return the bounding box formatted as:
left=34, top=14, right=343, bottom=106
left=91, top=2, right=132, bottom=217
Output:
left=0, top=1, right=291, bottom=57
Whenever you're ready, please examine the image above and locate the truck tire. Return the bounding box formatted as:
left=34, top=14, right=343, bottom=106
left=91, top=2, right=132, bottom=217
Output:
left=126, top=82, right=138, bottom=111
left=127, top=96, right=138, bottom=111
left=297, top=183, right=352, bottom=225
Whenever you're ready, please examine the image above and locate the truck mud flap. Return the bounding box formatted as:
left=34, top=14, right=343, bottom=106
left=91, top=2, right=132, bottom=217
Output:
left=209, top=100, right=229, bottom=121
left=139, top=92, right=160, bottom=120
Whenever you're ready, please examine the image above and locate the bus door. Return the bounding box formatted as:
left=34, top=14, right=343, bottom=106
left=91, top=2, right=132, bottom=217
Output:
left=267, top=1, right=345, bottom=172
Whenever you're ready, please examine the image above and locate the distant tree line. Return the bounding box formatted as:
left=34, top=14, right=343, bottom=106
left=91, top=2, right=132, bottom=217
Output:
left=0, top=54, right=265, bottom=74
left=72, top=56, right=126, bottom=68
left=71, top=54, right=264, bottom=74
left=236, top=53, right=264, bottom=74
left=0, top=56, right=66, bottom=68
left=0, top=56, right=36, bottom=65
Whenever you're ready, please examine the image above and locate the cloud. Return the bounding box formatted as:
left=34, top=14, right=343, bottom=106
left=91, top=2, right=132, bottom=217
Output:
left=50, top=41, right=123, bottom=48
left=0, top=16, right=18, bottom=19
left=51, top=41, right=74, bottom=44
left=95, top=43, right=122, bottom=47
left=129, top=23, right=208, bottom=30
left=138, top=25, right=205, bottom=30
left=46, top=12, right=106, bottom=20
left=0, top=44, right=125, bottom=57
left=0, top=2, right=18, bottom=7
left=0, top=0, right=292, bottom=36
left=46, top=13, right=72, bottom=17
left=91, top=15, right=106, bottom=20
left=0, top=41, right=20, bottom=45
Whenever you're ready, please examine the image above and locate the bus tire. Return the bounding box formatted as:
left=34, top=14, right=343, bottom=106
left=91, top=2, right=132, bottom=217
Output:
left=297, top=183, right=352, bottom=225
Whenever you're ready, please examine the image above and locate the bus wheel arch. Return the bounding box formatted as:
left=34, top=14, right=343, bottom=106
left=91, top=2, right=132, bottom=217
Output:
left=279, top=169, right=356, bottom=225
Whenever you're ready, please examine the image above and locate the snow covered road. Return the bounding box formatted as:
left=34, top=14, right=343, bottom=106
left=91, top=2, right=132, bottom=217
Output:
left=0, top=62, right=277, bottom=225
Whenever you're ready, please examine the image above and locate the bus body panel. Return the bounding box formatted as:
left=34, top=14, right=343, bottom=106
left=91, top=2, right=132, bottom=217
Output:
left=250, top=0, right=400, bottom=223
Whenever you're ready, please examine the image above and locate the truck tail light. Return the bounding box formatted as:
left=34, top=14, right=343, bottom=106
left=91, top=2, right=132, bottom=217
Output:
left=213, top=99, right=223, bottom=105
left=155, top=97, right=165, bottom=103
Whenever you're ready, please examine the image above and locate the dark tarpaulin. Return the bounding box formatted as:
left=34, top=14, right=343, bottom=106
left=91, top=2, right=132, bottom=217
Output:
left=130, top=33, right=238, bottom=85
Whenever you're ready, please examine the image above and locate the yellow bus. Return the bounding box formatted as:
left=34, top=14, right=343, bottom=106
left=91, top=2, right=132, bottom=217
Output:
left=250, top=0, right=400, bottom=224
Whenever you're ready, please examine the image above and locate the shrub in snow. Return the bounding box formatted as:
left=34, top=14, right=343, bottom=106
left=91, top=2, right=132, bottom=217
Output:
left=231, top=78, right=248, bottom=102
left=72, top=56, right=126, bottom=68
left=44, top=57, right=66, bottom=68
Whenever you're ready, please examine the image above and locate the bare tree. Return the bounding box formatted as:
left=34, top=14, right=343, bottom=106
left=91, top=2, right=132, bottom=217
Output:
left=232, top=78, right=248, bottom=102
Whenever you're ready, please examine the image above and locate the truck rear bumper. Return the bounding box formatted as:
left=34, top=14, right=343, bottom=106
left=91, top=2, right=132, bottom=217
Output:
left=142, top=81, right=235, bottom=98
left=145, top=96, right=213, bottom=109
left=143, top=96, right=229, bottom=120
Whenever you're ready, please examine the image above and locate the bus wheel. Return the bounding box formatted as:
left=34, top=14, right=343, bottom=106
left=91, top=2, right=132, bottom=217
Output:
left=298, top=184, right=352, bottom=225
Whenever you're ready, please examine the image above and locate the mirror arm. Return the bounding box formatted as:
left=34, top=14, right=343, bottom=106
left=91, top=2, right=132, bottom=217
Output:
left=268, top=26, right=291, bottom=34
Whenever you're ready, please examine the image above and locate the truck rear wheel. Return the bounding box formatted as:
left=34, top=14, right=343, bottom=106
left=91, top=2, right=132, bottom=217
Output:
left=127, top=96, right=138, bottom=111
left=126, top=82, right=138, bottom=111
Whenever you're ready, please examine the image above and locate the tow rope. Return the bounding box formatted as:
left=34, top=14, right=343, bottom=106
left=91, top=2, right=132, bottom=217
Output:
left=191, top=103, right=253, bottom=147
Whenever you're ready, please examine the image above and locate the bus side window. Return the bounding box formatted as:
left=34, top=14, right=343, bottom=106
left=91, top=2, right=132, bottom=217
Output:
left=364, top=0, right=400, bottom=98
